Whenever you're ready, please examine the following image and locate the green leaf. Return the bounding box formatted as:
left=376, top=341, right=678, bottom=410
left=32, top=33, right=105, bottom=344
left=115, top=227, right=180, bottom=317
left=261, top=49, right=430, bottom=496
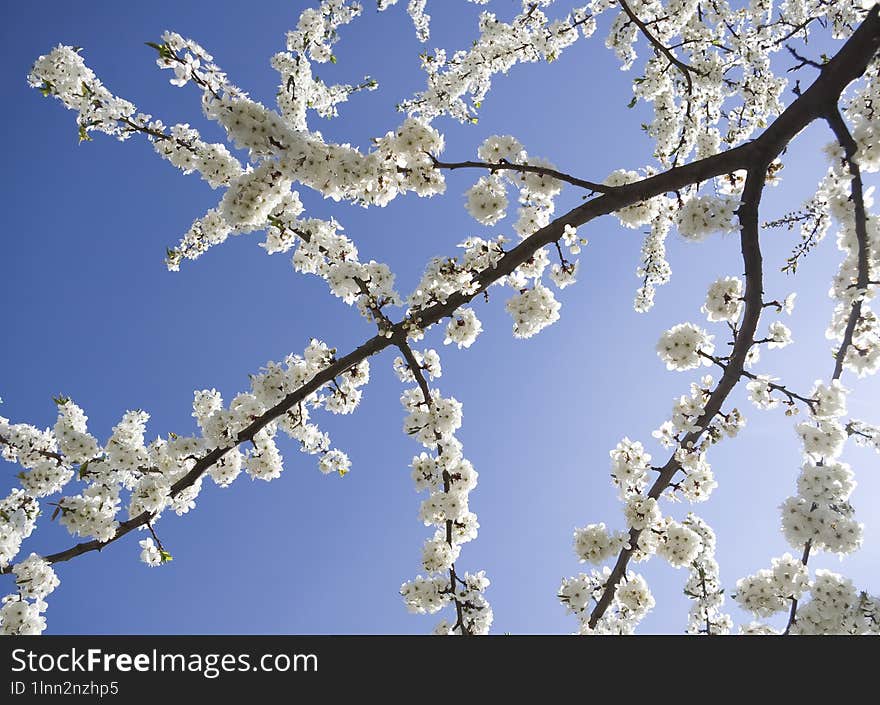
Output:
left=145, top=41, right=174, bottom=60
left=627, top=96, right=638, bottom=109
left=52, top=394, right=71, bottom=406
left=329, top=54, right=337, bottom=64
left=159, top=550, right=173, bottom=564
left=78, top=124, right=92, bottom=143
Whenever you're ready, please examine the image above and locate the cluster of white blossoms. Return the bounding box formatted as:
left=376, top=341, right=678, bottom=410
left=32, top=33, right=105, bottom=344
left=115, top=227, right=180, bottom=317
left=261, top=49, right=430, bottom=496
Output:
left=738, top=562, right=880, bottom=635
left=444, top=307, right=483, bottom=349
left=703, top=277, right=744, bottom=323
left=12, top=554, right=60, bottom=600
left=400, top=3, right=597, bottom=122
left=656, top=520, right=704, bottom=568
left=844, top=55, right=880, bottom=172
left=656, top=323, right=715, bottom=371
left=453, top=132, right=589, bottom=338
left=274, top=2, right=377, bottom=130
left=0, top=554, right=59, bottom=635
left=610, top=438, right=652, bottom=498
left=219, top=163, right=293, bottom=231
left=0, top=596, right=47, bottom=636
left=598, top=0, right=863, bottom=166
left=572, top=523, right=628, bottom=564
left=465, top=176, right=509, bottom=225
left=505, top=284, right=562, bottom=339
left=766, top=321, right=793, bottom=349
left=393, top=348, right=442, bottom=384
left=677, top=450, right=718, bottom=503
left=682, top=515, right=732, bottom=634
left=138, top=538, right=164, bottom=567
left=662, top=375, right=723, bottom=439
left=398, top=348, right=491, bottom=634
left=286, top=0, right=363, bottom=63
left=0, top=488, right=42, bottom=574
left=558, top=567, right=655, bottom=635
left=378, top=0, right=493, bottom=44
left=407, top=0, right=430, bottom=43
left=54, top=399, right=100, bottom=464
left=0, top=337, right=369, bottom=632
left=166, top=98, right=448, bottom=261
left=29, top=11, right=455, bottom=280
left=846, top=419, right=880, bottom=453
left=634, top=207, right=674, bottom=312
left=675, top=195, right=739, bottom=242
left=27, top=45, right=136, bottom=140
left=746, top=376, right=780, bottom=410
left=791, top=570, right=880, bottom=634
left=405, top=152, right=580, bottom=340
left=735, top=553, right=810, bottom=619
left=28, top=44, right=245, bottom=194
left=463, top=135, right=565, bottom=235
left=149, top=121, right=243, bottom=189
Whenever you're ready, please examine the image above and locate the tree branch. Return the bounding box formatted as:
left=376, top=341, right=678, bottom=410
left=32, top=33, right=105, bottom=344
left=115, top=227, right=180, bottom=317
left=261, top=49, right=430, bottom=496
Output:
left=588, top=163, right=769, bottom=629
left=429, top=156, right=612, bottom=193
left=784, top=104, right=873, bottom=633
left=826, top=108, right=872, bottom=381
left=395, top=337, right=471, bottom=636
left=618, top=0, right=702, bottom=94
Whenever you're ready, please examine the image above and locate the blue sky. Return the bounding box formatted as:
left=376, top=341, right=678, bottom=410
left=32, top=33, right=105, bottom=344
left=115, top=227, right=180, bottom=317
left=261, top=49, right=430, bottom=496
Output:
left=1, top=1, right=878, bottom=634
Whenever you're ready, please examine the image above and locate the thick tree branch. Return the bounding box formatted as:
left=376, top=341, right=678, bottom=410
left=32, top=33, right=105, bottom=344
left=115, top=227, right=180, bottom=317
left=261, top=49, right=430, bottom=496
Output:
left=588, top=164, right=769, bottom=629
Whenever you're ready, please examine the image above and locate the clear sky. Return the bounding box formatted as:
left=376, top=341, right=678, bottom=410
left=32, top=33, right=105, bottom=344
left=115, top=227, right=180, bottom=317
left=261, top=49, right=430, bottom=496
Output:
left=1, top=1, right=878, bottom=634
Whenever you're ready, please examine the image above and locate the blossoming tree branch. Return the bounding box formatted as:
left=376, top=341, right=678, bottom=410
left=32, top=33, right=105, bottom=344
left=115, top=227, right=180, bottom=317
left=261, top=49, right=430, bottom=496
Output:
left=2, top=0, right=879, bottom=635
